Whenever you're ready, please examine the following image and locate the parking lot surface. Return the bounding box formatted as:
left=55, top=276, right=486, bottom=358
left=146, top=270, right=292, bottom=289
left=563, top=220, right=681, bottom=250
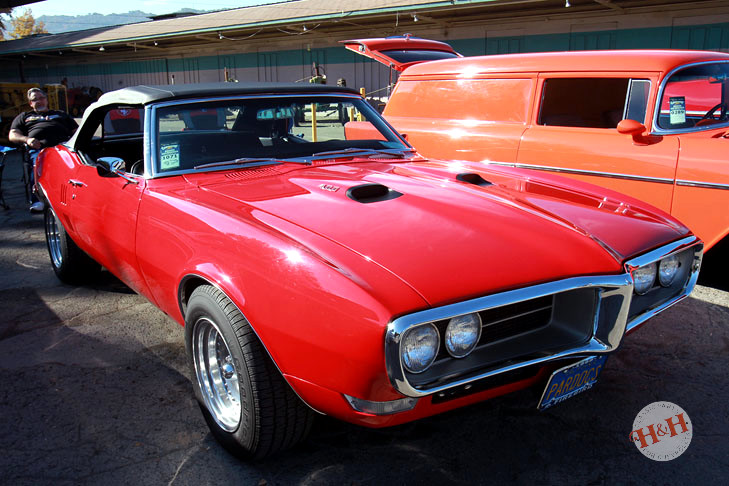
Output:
left=1, top=152, right=727, bottom=485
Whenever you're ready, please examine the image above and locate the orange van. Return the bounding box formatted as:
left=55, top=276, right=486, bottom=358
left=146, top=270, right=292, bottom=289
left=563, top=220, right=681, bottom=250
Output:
left=344, top=36, right=729, bottom=253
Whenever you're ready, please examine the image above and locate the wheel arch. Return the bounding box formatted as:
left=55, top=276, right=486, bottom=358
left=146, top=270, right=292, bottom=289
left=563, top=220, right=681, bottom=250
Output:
left=178, top=273, right=325, bottom=415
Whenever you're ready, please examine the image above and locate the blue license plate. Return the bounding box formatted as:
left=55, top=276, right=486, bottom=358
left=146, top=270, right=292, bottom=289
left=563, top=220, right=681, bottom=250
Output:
left=538, top=355, right=608, bottom=410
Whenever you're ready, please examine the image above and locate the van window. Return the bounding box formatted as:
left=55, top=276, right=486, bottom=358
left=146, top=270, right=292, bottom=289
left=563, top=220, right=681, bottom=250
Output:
left=379, top=49, right=460, bottom=64
left=387, top=79, right=532, bottom=123
left=539, top=78, right=648, bottom=128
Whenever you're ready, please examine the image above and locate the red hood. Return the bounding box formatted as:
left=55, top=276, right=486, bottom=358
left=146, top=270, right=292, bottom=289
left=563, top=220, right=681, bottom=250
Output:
left=183, top=159, right=689, bottom=307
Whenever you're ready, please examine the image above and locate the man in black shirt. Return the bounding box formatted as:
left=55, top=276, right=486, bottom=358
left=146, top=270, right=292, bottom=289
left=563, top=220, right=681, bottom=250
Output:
left=9, top=88, right=78, bottom=212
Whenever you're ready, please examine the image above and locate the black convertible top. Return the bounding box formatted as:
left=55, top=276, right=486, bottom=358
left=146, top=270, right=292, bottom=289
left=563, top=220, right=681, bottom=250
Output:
left=94, top=82, right=360, bottom=107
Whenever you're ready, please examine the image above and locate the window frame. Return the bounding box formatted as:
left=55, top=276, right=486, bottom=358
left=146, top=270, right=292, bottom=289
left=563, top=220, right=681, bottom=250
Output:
left=536, top=75, right=651, bottom=129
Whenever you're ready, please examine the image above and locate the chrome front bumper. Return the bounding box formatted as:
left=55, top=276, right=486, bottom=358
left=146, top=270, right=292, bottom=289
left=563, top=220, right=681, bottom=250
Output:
left=385, top=236, right=703, bottom=398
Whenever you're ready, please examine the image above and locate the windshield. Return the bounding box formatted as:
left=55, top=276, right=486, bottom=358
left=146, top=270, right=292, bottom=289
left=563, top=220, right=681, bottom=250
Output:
left=153, top=95, right=409, bottom=174
left=657, top=62, right=729, bottom=131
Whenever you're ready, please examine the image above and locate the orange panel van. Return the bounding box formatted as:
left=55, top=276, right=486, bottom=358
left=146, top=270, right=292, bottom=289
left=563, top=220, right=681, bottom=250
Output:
left=344, top=37, right=729, bottom=253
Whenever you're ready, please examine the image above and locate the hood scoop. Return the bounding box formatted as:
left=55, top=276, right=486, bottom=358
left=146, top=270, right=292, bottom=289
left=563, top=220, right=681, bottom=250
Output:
left=457, top=172, right=493, bottom=187
left=347, top=183, right=403, bottom=204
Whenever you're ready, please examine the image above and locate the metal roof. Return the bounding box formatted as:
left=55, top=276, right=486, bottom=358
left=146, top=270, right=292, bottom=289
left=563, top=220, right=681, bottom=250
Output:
left=0, top=0, right=458, bottom=54
left=1, top=0, right=703, bottom=56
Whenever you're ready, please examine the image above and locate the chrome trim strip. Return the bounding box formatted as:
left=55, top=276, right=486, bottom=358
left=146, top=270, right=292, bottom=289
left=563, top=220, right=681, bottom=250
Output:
left=489, top=162, right=729, bottom=191
left=385, top=236, right=702, bottom=398
left=486, top=161, right=674, bottom=185
left=676, top=179, right=729, bottom=191
left=652, top=60, right=729, bottom=135
left=143, top=104, right=153, bottom=179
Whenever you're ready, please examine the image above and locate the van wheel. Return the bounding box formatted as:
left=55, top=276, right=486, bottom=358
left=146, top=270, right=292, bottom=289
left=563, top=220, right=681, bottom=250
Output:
left=185, top=285, right=314, bottom=459
left=44, top=206, right=100, bottom=284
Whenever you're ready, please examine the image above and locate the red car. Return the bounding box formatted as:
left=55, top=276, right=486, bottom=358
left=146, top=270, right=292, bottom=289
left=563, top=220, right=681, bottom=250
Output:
left=36, top=82, right=702, bottom=459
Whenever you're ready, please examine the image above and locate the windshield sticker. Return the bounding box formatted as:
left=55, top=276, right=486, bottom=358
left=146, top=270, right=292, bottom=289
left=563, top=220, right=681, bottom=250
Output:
left=669, top=97, right=686, bottom=125
left=160, top=143, right=180, bottom=170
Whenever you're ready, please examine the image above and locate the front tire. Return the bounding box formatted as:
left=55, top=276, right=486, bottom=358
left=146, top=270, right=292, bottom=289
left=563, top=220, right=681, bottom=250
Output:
left=44, top=206, right=101, bottom=284
left=185, top=285, right=314, bottom=459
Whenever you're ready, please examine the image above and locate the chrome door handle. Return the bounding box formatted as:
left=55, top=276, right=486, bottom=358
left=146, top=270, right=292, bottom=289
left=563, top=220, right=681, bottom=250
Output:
left=68, top=179, right=85, bottom=187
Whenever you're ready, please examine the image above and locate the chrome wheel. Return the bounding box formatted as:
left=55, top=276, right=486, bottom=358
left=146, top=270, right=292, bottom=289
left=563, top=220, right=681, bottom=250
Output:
left=192, top=317, right=241, bottom=432
left=45, top=208, right=63, bottom=269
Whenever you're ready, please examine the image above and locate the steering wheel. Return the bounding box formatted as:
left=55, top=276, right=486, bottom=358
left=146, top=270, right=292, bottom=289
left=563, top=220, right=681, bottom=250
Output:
left=701, top=102, right=728, bottom=121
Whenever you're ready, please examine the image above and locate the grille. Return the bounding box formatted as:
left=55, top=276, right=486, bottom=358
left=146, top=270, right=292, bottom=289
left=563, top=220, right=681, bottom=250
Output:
left=433, top=295, right=552, bottom=361
left=478, top=295, right=552, bottom=344
left=408, top=288, right=598, bottom=389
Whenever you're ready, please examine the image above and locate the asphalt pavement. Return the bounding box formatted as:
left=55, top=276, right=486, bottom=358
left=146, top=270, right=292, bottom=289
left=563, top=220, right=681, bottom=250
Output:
left=1, top=150, right=727, bottom=485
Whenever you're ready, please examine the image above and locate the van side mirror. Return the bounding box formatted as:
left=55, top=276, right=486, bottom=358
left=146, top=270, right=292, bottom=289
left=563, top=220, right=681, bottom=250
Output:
left=617, top=119, right=646, bottom=136
left=617, top=119, right=658, bottom=145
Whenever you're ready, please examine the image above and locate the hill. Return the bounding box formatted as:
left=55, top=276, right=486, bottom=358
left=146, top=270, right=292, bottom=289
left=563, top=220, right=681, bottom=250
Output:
left=36, top=9, right=204, bottom=34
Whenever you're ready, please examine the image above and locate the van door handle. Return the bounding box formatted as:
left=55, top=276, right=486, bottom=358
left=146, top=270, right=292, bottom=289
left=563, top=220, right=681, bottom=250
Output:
left=68, top=179, right=85, bottom=187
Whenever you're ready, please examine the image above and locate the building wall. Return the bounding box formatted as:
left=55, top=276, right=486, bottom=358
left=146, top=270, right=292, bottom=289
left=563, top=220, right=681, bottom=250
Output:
left=3, top=6, right=728, bottom=102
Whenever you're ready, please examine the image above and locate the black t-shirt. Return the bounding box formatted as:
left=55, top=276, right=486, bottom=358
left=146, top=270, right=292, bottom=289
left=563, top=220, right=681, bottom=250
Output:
left=11, top=110, right=78, bottom=148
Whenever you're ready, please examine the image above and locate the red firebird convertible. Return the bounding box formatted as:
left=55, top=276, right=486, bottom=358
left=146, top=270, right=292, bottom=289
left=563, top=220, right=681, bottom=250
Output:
left=36, top=83, right=702, bottom=459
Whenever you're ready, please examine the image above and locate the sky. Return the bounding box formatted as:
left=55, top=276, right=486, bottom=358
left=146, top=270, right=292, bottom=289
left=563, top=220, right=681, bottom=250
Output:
left=15, top=0, right=271, bottom=17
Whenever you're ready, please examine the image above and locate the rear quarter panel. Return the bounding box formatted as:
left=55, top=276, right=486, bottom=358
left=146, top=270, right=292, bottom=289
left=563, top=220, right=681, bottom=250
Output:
left=384, top=77, right=535, bottom=163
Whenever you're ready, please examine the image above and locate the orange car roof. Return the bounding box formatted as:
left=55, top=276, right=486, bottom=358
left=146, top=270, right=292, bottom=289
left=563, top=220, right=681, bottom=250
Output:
left=400, top=50, right=729, bottom=78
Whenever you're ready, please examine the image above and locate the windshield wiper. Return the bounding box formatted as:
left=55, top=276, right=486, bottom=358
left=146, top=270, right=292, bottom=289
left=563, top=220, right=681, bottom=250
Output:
left=194, top=157, right=294, bottom=170
left=311, top=148, right=417, bottom=160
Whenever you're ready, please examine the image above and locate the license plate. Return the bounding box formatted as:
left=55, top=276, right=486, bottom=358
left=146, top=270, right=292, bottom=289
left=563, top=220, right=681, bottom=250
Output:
left=538, top=355, right=608, bottom=410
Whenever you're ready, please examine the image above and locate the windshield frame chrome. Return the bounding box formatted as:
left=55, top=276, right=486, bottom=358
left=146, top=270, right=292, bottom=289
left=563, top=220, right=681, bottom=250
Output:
left=652, top=60, right=729, bottom=135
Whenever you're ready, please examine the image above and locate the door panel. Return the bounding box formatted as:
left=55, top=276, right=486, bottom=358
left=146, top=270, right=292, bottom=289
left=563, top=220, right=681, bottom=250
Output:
left=65, top=162, right=147, bottom=294
left=672, top=135, right=729, bottom=249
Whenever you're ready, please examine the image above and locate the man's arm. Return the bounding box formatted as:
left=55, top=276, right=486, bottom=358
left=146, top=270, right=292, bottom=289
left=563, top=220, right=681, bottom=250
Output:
left=8, top=128, right=41, bottom=150
left=10, top=113, right=42, bottom=150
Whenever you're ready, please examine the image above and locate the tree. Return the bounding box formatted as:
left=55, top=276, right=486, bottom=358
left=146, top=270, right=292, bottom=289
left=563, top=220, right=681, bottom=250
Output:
left=9, top=8, right=47, bottom=39
left=0, top=12, right=7, bottom=40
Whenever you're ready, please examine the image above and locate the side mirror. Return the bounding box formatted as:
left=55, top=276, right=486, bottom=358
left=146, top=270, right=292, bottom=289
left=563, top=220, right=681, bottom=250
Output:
left=97, top=156, right=125, bottom=175
left=616, top=119, right=659, bottom=145
left=617, top=119, right=646, bottom=136
left=97, top=156, right=139, bottom=184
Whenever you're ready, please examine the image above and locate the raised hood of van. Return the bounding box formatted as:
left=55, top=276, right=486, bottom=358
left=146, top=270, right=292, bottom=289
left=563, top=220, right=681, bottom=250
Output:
left=341, top=35, right=461, bottom=72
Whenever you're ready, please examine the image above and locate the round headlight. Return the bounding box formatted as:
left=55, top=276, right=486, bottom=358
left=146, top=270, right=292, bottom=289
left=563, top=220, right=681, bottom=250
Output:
left=658, top=254, right=680, bottom=287
left=445, top=313, right=482, bottom=358
left=401, top=324, right=439, bottom=374
left=633, top=262, right=657, bottom=295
